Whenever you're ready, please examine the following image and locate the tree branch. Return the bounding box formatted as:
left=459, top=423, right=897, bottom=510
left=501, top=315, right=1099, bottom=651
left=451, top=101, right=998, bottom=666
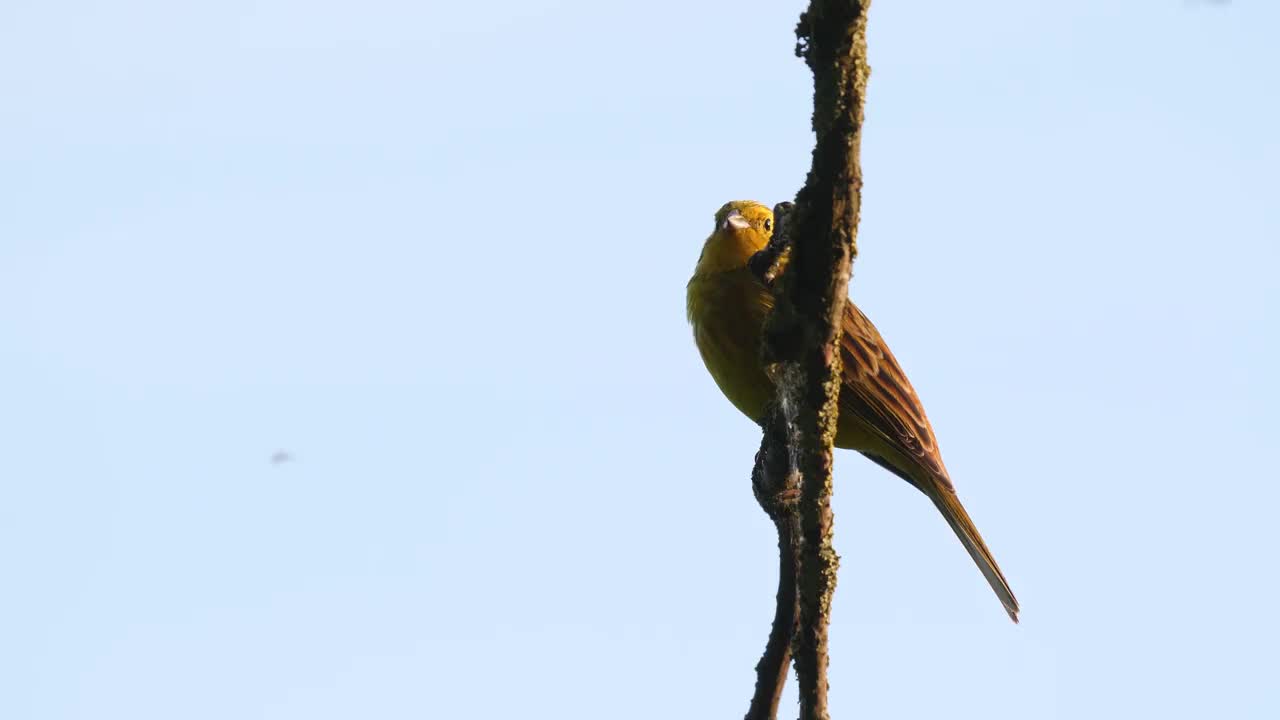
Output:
left=756, top=2, right=873, bottom=719
left=745, top=407, right=800, bottom=720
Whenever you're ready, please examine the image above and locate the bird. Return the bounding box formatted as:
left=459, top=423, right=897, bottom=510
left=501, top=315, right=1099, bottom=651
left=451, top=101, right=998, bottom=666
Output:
left=270, top=450, right=294, bottom=465
left=687, top=200, right=1019, bottom=622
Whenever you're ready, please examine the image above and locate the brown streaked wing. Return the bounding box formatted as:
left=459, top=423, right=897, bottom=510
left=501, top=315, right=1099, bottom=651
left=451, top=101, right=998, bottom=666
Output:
left=838, top=303, right=953, bottom=491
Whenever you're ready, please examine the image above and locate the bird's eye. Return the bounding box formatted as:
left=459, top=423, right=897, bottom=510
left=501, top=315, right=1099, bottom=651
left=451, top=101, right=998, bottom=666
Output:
left=764, top=219, right=772, bottom=232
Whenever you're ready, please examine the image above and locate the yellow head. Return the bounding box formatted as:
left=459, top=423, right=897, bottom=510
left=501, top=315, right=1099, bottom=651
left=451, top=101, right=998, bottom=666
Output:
left=693, top=200, right=775, bottom=275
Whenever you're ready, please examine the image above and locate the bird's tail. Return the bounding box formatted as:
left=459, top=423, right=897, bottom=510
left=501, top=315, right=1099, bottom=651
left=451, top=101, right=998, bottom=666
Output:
left=927, top=487, right=1020, bottom=622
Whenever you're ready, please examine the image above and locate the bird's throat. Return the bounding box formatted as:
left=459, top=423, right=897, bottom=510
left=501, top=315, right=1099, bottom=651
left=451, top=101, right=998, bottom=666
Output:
left=694, top=228, right=768, bottom=277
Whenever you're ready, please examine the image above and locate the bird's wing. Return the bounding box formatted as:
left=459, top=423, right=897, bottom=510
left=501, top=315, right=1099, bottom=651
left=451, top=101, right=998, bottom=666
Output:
left=839, top=302, right=1020, bottom=621
left=837, top=302, right=953, bottom=491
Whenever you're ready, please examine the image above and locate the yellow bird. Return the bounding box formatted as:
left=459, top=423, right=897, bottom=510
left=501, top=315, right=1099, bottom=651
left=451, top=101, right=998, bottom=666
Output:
left=687, top=200, right=1019, bottom=622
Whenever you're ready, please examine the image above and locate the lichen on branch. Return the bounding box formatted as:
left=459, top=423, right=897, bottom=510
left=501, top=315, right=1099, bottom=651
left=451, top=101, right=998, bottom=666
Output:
left=749, top=2, right=873, bottom=719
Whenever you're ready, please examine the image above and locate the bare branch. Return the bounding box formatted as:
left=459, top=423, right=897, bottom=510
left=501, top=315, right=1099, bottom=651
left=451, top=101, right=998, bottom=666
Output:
left=756, top=2, right=873, bottom=718
left=744, top=407, right=800, bottom=720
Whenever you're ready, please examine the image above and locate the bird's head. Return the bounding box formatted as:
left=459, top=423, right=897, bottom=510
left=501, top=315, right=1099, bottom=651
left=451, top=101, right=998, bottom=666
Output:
left=714, top=200, right=774, bottom=240
left=693, top=200, right=776, bottom=276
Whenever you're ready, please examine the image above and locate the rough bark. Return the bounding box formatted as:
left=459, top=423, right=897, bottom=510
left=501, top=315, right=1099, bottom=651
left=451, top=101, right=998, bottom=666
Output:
left=748, top=2, right=872, bottom=719
left=744, top=407, right=800, bottom=720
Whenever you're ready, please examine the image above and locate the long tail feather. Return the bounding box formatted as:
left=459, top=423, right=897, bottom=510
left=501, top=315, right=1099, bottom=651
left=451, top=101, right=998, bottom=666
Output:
left=928, top=488, right=1020, bottom=622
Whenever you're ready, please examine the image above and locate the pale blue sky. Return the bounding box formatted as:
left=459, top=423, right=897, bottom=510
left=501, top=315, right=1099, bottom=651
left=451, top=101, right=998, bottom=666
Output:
left=2, top=1, right=1277, bottom=718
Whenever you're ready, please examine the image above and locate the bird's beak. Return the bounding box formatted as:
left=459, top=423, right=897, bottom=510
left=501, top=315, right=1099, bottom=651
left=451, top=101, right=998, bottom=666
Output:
left=722, top=209, right=751, bottom=232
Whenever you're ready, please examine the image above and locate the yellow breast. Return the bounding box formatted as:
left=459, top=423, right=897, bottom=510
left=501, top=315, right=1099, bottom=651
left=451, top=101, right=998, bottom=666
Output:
left=687, top=267, right=776, bottom=425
